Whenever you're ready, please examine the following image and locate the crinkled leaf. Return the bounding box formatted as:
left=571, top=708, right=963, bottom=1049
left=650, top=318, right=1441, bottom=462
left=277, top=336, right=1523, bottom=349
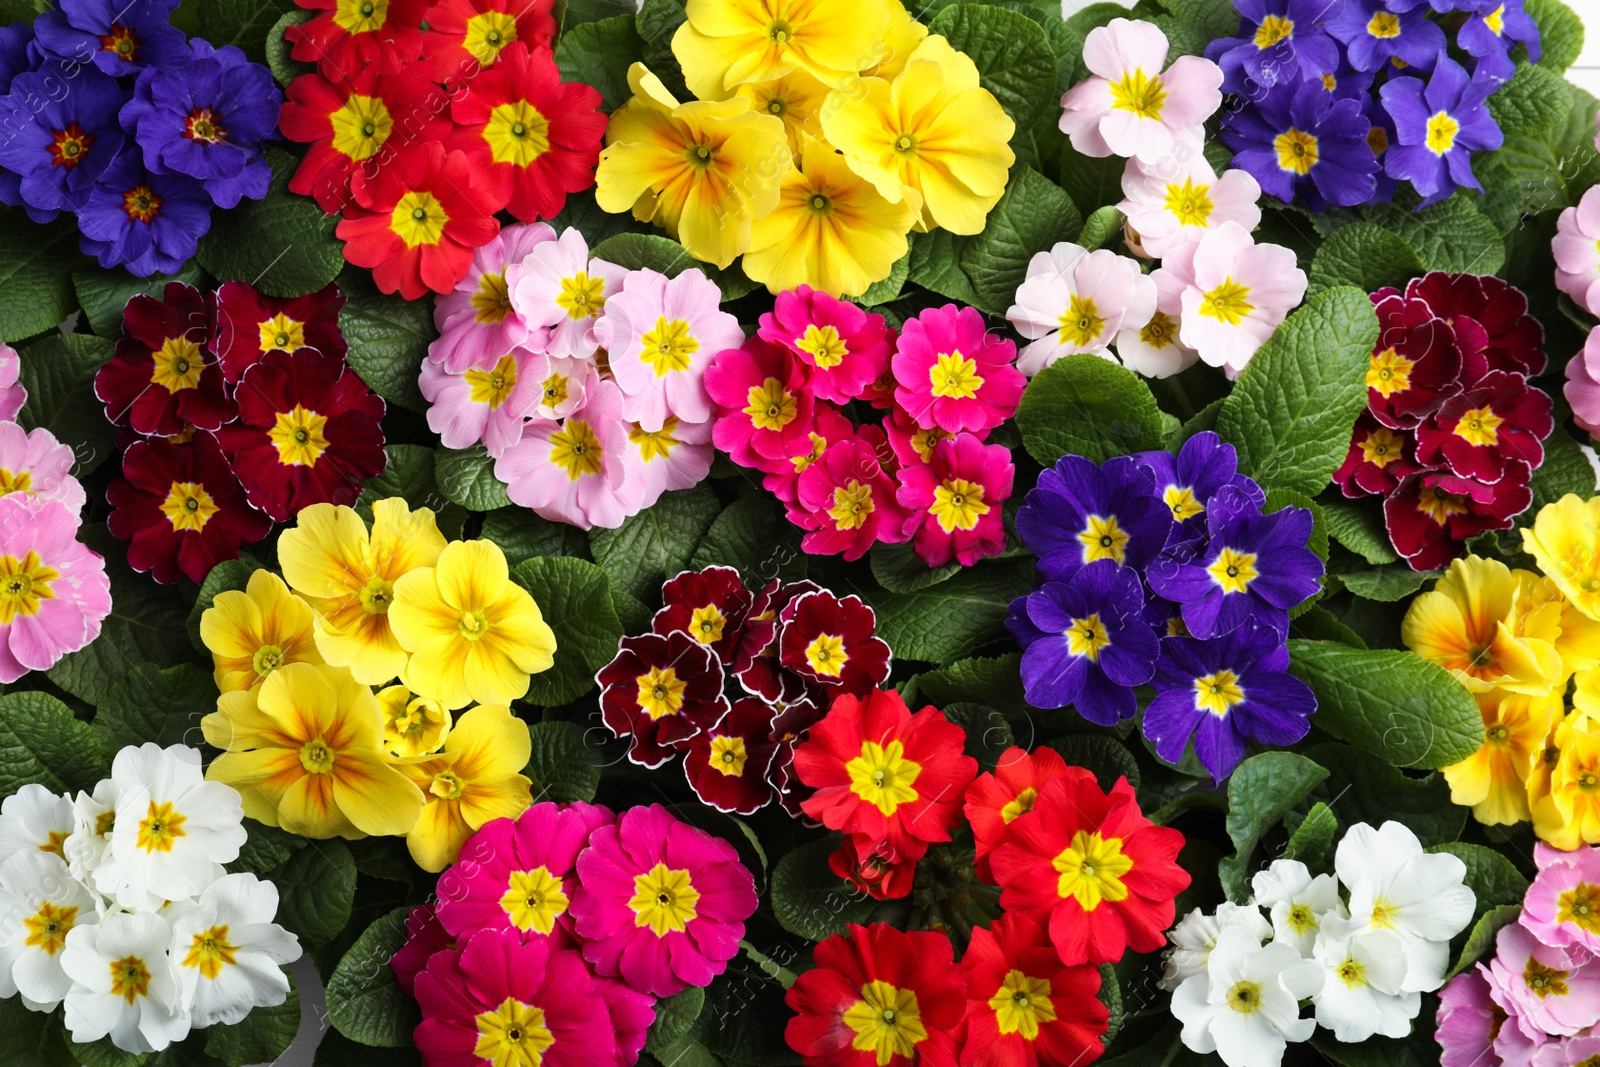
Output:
left=1449, top=903, right=1522, bottom=978
left=1322, top=498, right=1399, bottom=565
left=1334, top=562, right=1438, bottom=602
left=555, top=14, right=644, bottom=110
left=1098, top=963, right=1123, bottom=1048
left=1284, top=800, right=1337, bottom=868
left=1367, top=196, right=1506, bottom=276
left=863, top=559, right=1034, bottom=665
left=73, top=263, right=208, bottom=339
left=1487, top=61, right=1574, bottom=137
left=1307, top=222, right=1422, bottom=296
left=905, top=653, right=1027, bottom=716
left=1523, top=0, right=1583, bottom=70
left=857, top=250, right=910, bottom=307
left=435, top=444, right=513, bottom=512
left=338, top=266, right=433, bottom=415
left=691, top=492, right=805, bottom=586
left=225, top=818, right=306, bottom=875
left=1046, top=734, right=1141, bottom=792
left=186, top=555, right=265, bottom=654
left=589, top=483, right=721, bottom=600
left=1015, top=353, right=1167, bottom=465
left=771, top=837, right=874, bottom=941
left=92, top=662, right=215, bottom=755
left=197, top=147, right=343, bottom=299
left=942, top=702, right=1014, bottom=772
left=927, top=4, right=1056, bottom=135
left=1158, top=0, right=1239, bottom=38
left=1305, top=742, right=1466, bottom=848
left=959, top=165, right=1082, bottom=314
left=512, top=556, right=623, bottom=706
left=690, top=968, right=803, bottom=1066
left=525, top=719, right=603, bottom=803
left=645, top=986, right=706, bottom=1056
left=908, top=230, right=980, bottom=305
left=1428, top=841, right=1529, bottom=928
left=0, top=210, right=76, bottom=344
left=270, top=840, right=357, bottom=950
left=265, top=8, right=315, bottom=86
left=203, top=975, right=299, bottom=1066
left=1219, top=752, right=1329, bottom=902
left=869, top=541, right=959, bottom=593
left=325, top=907, right=420, bottom=1047
left=481, top=507, right=593, bottom=566
left=17, top=332, right=117, bottom=478
left=0, top=690, right=107, bottom=796
left=1076, top=205, right=1123, bottom=252
left=1529, top=428, right=1597, bottom=515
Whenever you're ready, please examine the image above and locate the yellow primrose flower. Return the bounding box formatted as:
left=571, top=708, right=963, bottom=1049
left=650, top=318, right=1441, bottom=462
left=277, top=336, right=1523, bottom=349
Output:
left=744, top=136, right=917, bottom=297
left=1524, top=495, right=1600, bottom=621
left=595, top=64, right=789, bottom=270
left=200, top=570, right=323, bottom=694
left=277, top=499, right=446, bottom=687
left=203, top=663, right=424, bottom=840
left=1401, top=555, right=1564, bottom=696
left=820, top=35, right=1015, bottom=235
left=1530, top=685, right=1600, bottom=849
left=376, top=684, right=452, bottom=758
left=389, top=539, right=556, bottom=710
left=863, top=0, right=929, bottom=79
left=401, top=703, right=533, bottom=872
left=1513, top=570, right=1600, bottom=676
left=733, top=69, right=831, bottom=155
left=1443, top=687, right=1559, bottom=826
left=670, top=0, right=887, bottom=99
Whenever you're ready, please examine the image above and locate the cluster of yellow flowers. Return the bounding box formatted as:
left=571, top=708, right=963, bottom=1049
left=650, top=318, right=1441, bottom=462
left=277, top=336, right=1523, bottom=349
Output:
left=198, top=499, right=557, bottom=871
left=594, top=0, right=1016, bottom=297
left=1403, top=495, right=1600, bottom=849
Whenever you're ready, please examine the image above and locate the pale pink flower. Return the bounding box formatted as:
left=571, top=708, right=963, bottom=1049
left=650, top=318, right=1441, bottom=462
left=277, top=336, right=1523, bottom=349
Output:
left=0, top=423, right=86, bottom=516
left=1119, top=153, right=1263, bottom=259
left=1060, top=18, right=1223, bottom=165
left=1160, top=222, right=1305, bottom=376
left=1565, top=327, right=1600, bottom=438
left=420, top=346, right=545, bottom=458
left=495, top=378, right=644, bottom=530
left=506, top=227, right=628, bottom=360
left=1118, top=267, right=1200, bottom=378
left=0, top=344, right=25, bottom=423
left=429, top=223, right=556, bottom=372
left=1523, top=842, right=1600, bottom=956
left=535, top=355, right=596, bottom=420
left=1487, top=922, right=1600, bottom=1037
left=0, top=496, right=111, bottom=683
left=628, top=416, right=714, bottom=511
left=1554, top=186, right=1600, bottom=316
left=594, top=268, right=743, bottom=432
left=1006, top=241, right=1157, bottom=375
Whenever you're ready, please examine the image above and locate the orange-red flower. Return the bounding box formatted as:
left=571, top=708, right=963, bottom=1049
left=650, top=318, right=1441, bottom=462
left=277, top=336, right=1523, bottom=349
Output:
left=963, top=745, right=1070, bottom=883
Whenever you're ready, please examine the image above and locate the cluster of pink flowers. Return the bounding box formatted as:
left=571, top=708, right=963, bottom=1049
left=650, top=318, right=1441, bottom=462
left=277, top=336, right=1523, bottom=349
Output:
left=0, top=344, right=110, bottom=683
left=1333, top=272, right=1551, bottom=572
left=393, top=801, right=758, bottom=1067
left=706, top=289, right=1020, bottom=567
left=1555, top=186, right=1600, bottom=439
left=421, top=225, right=738, bottom=529
left=1437, top=843, right=1600, bottom=1066
left=596, top=566, right=890, bottom=817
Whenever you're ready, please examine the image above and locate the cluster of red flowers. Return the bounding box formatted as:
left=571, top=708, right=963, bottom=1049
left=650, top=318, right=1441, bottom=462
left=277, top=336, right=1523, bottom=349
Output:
left=705, top=288, right=1021, bottom=567
left=1334, top=272, right=1552, bottom=571
left=596, top=566, right=891, bottom=816
left=95, top=281, right=386, bottom=583
left=277, top=0, right=606, bottom=299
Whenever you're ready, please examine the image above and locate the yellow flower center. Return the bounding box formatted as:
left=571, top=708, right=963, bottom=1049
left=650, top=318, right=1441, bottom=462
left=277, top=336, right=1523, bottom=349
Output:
left=847, top=739, right=921, bottom=816
left=94, top=811, right=115, bottom=837
left=135, top=799, right=187, bottom=853
left=1165, top=486, right=1204, bottom=522
left=745, top=377, right=798, bottom=432
left=1275, top=128, right=1320, bottom=175
left=629, top=419, right=681, bottom=462
left=709, top=734, right=748, bottom=777
left=804, top=631, right=849, bottom=677
left=796, top=324, right=849, bottom=369
left=329, top=93, right=392, bottom=162
left=466, top=353, right=519, bottom=410
left=1227, top=980, right=1263, bottom=1014
left=1454, top=404, right=1503, bottom=447
left=1558, top=883, right=1600, bottom=935
left=843, top=980, right=926, bottom=1066
left=1141, top=311, right=1178, bottom=349
left=500, top=866, right=570, bottom=935
left=1164, top=178, right=1214, bottom=227
left=0, top=468, right=31, bottom=496
left=360, top=576, right=395, bottom=615
left=389, top=190, right=450, bottom=248
left=629, top=863, right=700, bottom=936
left=109, top=955, right=152, bottom=1004
left=23, top=901, right=77, bottom=956
left=38, top=830, right=66, bottom=859
left=541, top=373, right=569, bottom=408
left=1367, top=10, right=1401, bottom=36
left=1199, top=278, right=1255, bottom=326
left=484, top=100, right=551, bottom=167
left=258, top=313, right=306, bottom=354
left=829, top=480, right=875, bottom=531
left=1426, top=111, right=1460, bottom=155
left=1065, top=613, right=1111, bottom=662
left=1000, top=786, right=1037, bottom=823
left=1208, top=547, right=1259, bottom=595
left=464, top=9, right=518, bottom=64
left=689, top=604, right=726, bottom=644
left=299, top=738, right=336, bottom=774
left=160, top=480, right=219, bottom=533
left=1194, top=669, right=1246, bottom=717
left=1370, top=897, right=1399, bottom=929
left=1108, top=68, right=1167, bottom=120
left=550, top=419, right=604, bottom=479
left=333, top=0, right=389, bottom=33
left=151, top=335, right=204, bottom=393
left=557, top=272, right=606, bottom=320
left=1484, top=4, right=1505, bottom=34
left=892, top=133, right=917, bottom=156
left=1053, top=830, right=1133, bottom=910
left=1254, top=14, right=1293, bottom=47
left=1368, top=126, right=1390, bottom=155
left=429, top=769, right=466, bottom=800
left=268, top=404, right=330, bottom=467
left=457, top=609, right=490, bottom=641
left=639, top=317, right=699, bottom=376
left=252, top=643, right=285, bottom=679
left=929, top=350, right=983, bottom=399
left=1078, top=514, right=1129, bottom=565
left=471, top=272, right=512, bottom=325
left=1057, top=294, right=1106, bottom=349
left=1287, top=903, right=1317, bottom=934
left=989, top=969, right=1056, bottom=1041
left=1418, top=486, right=1468, bottom=524
left=183, top=925, right=239, bottom=980
left=636, top=666, right=686, bottom=720
left=931, top=478, right=990, bottom=533
left=0, top=551, right=57, bottom=625
left=791, top=432, right=828, bottom=473
left=1524, top=958, right=1570, bottom=998
left=1367, top=347, right=1414, bottom=397
left=474, top=997, right=554, bottom=1067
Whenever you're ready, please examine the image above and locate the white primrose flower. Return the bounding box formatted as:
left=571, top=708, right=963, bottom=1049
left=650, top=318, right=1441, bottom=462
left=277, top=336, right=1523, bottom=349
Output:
left=1171, top=924, right=1323, bottom=1067
left=1253, top=858, right=1344, bottom=958
left=170, top=873, right=301, bottom=1028
left=1310, top=914, right=1420, bottom=1042
left=1162, top=901, right=1272, bottom=990
left=0, top=783, right=73, bottom=863
left=61, top=911, right=190, bottom=1053
left=93, top=745, right=247, bottom=911
left=0, top=851, right=99, bottom=1010
left=1007, top=241, right=1158, bottom=375
left=1335, top=821, right=1475, bottom=993
left=65, top=779, right=119, bottom=887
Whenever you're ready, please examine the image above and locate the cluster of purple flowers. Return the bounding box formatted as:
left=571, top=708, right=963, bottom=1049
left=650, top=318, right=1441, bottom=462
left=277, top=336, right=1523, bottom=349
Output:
left=1008, top=432, right=1323, bottom=782
left=0, top=0, right=280, bottom=275
left=1210, top=0, right=1537, bottom=209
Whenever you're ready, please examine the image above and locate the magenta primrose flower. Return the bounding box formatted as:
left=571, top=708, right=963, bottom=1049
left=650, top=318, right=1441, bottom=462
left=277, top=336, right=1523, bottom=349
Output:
left=891, top=303, right=1024, bottom=434
left=0, top=496, right=111, bottom=683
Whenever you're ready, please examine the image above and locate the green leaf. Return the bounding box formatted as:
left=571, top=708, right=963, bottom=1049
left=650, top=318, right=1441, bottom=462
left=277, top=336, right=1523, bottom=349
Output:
left=480, top=507, right=592, bottom=566
left=203, top=976, right=299, bottom=1066
left=869, top=541, right=959, bottom=593
left=1524, top=0, right=1583, bottom=69
left=525, top=720, right=603, bottom=802
left=0, top=210, right=76, bottom=344
left=864, top=559, right=1034, bottom=665
left=906, top=653, right=1027, bottom=715
left=1289, top=640, right=1483, bottom=768
left=72, top=264, right=208, bottom=339
left=1307, top=222, right=1422, bottom=297
left=1283, top=801, right=1337, bottom=868
left=646, top=1036, right=724, bottom=1067
left=177, top=0, right=286, bottom=63
left=1289, top=605, right=1368, bottom=648
left=1014, top=353, right=1166, bottom=465
left=186, top=556, right=265, bottom=654
left=908, top=230, right=980, bottom=304
left=645, top=986, right=706, bottom=1056
left=434, top=444, right=513, bottom=512
left=92, top=663, right=215, bottom=755
left=771, top=837, right=874, bottom=941
left=1529, top=429, right=1597, bottom=515
left=1335, top=562, right=1439, bottom=601
left=0, top=690, right=107, bottom=796
left=691, top=493, right=804, bottom=586
left=197, top=147, right=344, bottom=298
left=564, top=0, right=637, bottom=25
left=1098, top=963, right=1123, bottom=1048
left=1306, top=741, right=1466, bottom=848
left=337, top=266, right=434, bottom=415
left=589, top=483, right=721, bottom=600
left=1158, top=0, right=1239, bottom=38
left=1449, top=903, right=1521, bottom=978
left=942, top=702, right=1014, bottom=772
left=692, top=972, right=801, bottom=1066
left=0, top=997, right=74, bottom=1067
left=1058, top=142, right=1125, bottom=216
left=265, top=9, right=315, bottom=86
left=1310, top=1023, right=1439, bottom=1067
left=588, top=232, right=759, bottom=301
left=325, top=907, right=421, bottom=1047
left=225, top=818, right=307, bottom=875
left=1322, top=498, right=1399, bottom=565
left=634, top=0, right=685, bottom=42
left=959, top=165, right=1082, bottom=314
left=1429, top=841, right=1529, bottom=920
left=1368, top=196, right=1506, bottom=276
left=1487, top=61, right=1574, bottom=137
left=17, top=332, right=118, bottom=477
left=555, top=14, right=644, bottom=110
left=856, top=250, right=910, bottom=307
left=1076, top=205, right=1123, bottom=252
left=64, top=1036, right=147, bottom=1067
left=1047, top=734, right=1141, bottom=792
left=1219, top=752, right=1329, bottom=901
left=270, top=840, right=357, bottom=950
left=511, top=556, right=622, bottom=706
left=358, top=444, right=444, bottom=515
left=1216, top=286, right=1378, bottom=495
left=1498, top=86, right=1600, bottom=212
left=312, top=1031, right=420, bottom=1067
left=927, top=4, right=1055, bottom=135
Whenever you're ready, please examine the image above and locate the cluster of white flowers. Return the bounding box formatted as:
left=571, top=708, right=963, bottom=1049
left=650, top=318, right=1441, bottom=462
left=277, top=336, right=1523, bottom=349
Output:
left=0, top=743, right=300, bottom=1053
left=1164, top=821, right=1476, bottom=1067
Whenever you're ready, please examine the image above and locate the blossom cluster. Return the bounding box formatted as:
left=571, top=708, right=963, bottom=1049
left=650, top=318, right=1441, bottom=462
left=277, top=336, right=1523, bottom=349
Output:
left=277, top=0, right=606, bottom=298
left=390, top=801, right=759, bottom=1067
left=1404, top=496, right=1600, bottom=849
left=599, top=566, right=890, bottom=817
left=1211, top=0, right=1532, bottom=208
left=95, top=280, right=388, bottom=583
left=1335, top=272, right=1551, bottom=571
left=0, top=2, right=279, bottom=274
left=1556, top=186, right=1600, bottom=439
left=0, top=744, right=300, bottom=1054
left=1167, top=822, right=1475, bottom=1067
left=423, top=225, right=733, bottom=529
left=596, top=0, right=1014, bottom=296
left=0, top=344, right=110, bottom=683
left=1010, top=432, right=1322, bottom=782
left=198, top=498, right=556, bottom=871
left=1053, top=18, right=1307, bottom=378
left=1438, top=843, right=1600, bottom=1067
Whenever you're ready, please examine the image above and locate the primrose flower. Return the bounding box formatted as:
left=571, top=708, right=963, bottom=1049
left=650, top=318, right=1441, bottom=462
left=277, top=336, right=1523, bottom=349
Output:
left=1062, top=19, right=1223, bottom=165
left=427, top=222, right=554, bottom=373
left=1007, top=242, right=1158, bottom=375
left=497, top=379, right=642, bottom=530
left=1159, top=222, right=1307, bottom=376
left=401, top=703, right=533, bottom=872
left=61, top=912, right=188, bottom=1053
left=670, top=0, right=887, bottom=97
left=171, top=873, right=301, bottom=1028
left=1556, top=187, right=1600, bottom=317
left=506, top=227, right=627, bottom=361
left=892, top=303, right=1023, bottom=434
left=1379, top=57, right=1502, bottom=207
left=1118, top=153, right=1262, bottom=260
left=1170, top=925, right=1322, bottom=1067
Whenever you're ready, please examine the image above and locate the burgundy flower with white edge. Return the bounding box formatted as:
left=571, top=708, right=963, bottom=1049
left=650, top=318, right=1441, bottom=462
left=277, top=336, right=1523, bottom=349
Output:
left=211, top=280, right=346, bottom=385
left=653, top=566, right=755, bottom=668
left=778, top=590, right=890, bottom=698
left=1405, top=271, right=1545, bottom=376
left=1366, top=292, right=1468, bottom=430
left=766, top=697, right=824, bottom=818
left=1335, top=412, right=1420, bottom=498
left=684, top=698, right=779, bottom=814
left=1384, top=463, right=1532, bottom=572
left=735, top=579, right=821, bottom=705
left=95, top=282, right=232, bottom=436
left=598, top=631, right=729, bottom=767
left=1415, top=369, right=1552, bottom=484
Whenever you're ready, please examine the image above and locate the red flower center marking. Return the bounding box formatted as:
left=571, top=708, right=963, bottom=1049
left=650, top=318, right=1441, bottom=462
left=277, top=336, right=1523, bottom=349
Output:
left=99, top=24, right=138, bottom=59
left=183, top=107, right=227, bottom=145
left=122, top=184, right=163, bottom=223
left=48, top=124, right=93, bottom=169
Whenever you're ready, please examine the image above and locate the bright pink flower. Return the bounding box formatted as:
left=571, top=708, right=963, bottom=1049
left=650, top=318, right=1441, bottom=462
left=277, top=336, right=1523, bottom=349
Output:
left=1556, top=187, right=1600, bottom=316
left=794, top=436, right=909, bottom=561
left=1533, top=1030, right=1600, bottom=1067
left=1522, top=842, right=1600, bottom=957
left=0, top=496, right=111, bottom=683
left=704, top=338, right=816, bottom=468
left=1487, top=922, right=1600, bottom=1036
left=628, top=415, right=714, bottom=510
left=506, top=227, right=627, bottom=360
left=1436, top=967, right=1505, bottom=1067
left=0, top=423, right=84, bottom=516
left=895, top=433, right=1012, bottom=567
left=758, top=404, right=855, bottom=506
left=883, top=405, right=968, bottom=469
left=390, top=905, right=453, bottom=998
left=758, top=286, right=892, bottom=405
left=0, top=343, right=24, bottom=422
left=591, top=972, right=655, bottom=1067
left=212, top=280, right=346, bottom=385
left=1566, top=327, right=1600, bottom=438
left=572, top=803, right=759, bottom=997
left=777, top=590, right=891, bottom=699
left=684, top=697, right=779, bottom=814
left=413, top=929, right=612, bottom=1067
left=420, top=347, right=544, bottom=458
left=1414, top=369, right=1552, bottom=483
left=891, top=304, right=1023, bottom=434
left=496, top=378, right=642, bottom=529
left=1404, top=272, right=1546, bottom=377
left=429, top=222, right=556, bottom=372
left=434, top=801, right=614, bottom=948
